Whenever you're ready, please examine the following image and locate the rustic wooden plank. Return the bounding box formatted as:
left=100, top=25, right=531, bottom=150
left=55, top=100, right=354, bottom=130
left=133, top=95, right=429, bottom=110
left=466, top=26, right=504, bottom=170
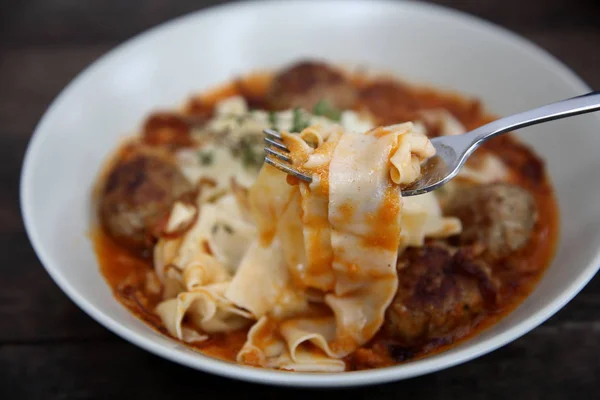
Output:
left=526, top=28, right=600, bottom=90
left=0, top=45, right=113, bottom=134
left=432, top=0, right=599, bottom=30
left=0, top=137, right=26, bottom=233
left=0, top=236, right=114, bottom=342
left=0, top=0, right=228, bottom=46
left=0, top=135, right=113, bottom=342
left=1, top=0, right=598, bottom=47
left=1, top=327, right=599, bottom=399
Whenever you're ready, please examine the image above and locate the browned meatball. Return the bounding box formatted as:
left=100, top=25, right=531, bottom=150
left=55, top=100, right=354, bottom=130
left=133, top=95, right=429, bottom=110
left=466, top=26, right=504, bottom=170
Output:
left=445, top=183, right=537, bottom=260
left=385, top=245, right=497, bottom=347
left=359, top=80, right=420, bottom=124
left=99, top=147, right=194, bottom=251
left=266, top=61, right=357, bottom=111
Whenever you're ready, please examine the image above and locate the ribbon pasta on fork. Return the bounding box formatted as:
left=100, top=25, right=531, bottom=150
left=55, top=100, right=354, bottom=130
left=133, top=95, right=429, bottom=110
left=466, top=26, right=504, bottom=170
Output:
left=154, top=122, right=460, bottom=371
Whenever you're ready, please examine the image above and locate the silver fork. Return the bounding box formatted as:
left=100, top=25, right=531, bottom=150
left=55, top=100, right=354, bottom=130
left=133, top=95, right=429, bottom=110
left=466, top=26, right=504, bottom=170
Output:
left=263, top=91, right=600, bottom=196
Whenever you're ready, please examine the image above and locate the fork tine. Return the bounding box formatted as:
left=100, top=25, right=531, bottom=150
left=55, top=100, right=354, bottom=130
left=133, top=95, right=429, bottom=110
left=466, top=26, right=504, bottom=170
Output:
left=265, top=157, right=312, bottom=183
left=265, top=147, right=291, bottom=163
left=263, top=128, right=312, bottom=183
left=264, top=128, right=283, bottom=140
left=264, top=137, right=289, bottom=151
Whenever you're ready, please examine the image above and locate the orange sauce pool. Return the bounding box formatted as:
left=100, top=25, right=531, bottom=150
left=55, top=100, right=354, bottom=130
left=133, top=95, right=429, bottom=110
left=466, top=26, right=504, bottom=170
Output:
left=94, top=68, right=559, bottom=369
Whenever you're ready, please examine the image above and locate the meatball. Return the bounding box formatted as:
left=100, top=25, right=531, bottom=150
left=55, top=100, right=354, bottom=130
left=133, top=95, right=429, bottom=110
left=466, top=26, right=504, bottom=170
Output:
left=385, top=244, right=497, bottom=346
left=99, top=147, right=194, bottom=251
left=444, top=183, right=537, bottom=259
left=359, top=80, right=420, bottom=124
left=266, top=61, right=357, bottom=111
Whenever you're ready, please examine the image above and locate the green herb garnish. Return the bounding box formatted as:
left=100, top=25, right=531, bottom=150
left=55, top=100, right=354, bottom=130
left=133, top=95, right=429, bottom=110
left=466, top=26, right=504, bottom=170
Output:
left=268, top=111, right=277, bottom=129
left=228, top=135, right=264, bottom=169
left=241, top=145, right=263, bottom=169
left=313, top=99, right=341, bottom=121
left=212, top=223, right=234, bottom=235
left=291, top=108, right=310, bottom=132
left=198, top=150, right=214, bottom=166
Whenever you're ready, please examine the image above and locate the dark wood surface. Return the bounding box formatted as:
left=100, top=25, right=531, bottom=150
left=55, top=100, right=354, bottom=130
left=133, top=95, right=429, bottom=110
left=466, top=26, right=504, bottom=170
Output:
left=2, top=0, right=599, bottom=398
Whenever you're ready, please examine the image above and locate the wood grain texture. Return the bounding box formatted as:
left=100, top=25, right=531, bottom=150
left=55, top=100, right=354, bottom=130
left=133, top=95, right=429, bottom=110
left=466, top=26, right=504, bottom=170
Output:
left=1, top=0, right=598, bottom=46
left=2, top=0, right=600, bottom=398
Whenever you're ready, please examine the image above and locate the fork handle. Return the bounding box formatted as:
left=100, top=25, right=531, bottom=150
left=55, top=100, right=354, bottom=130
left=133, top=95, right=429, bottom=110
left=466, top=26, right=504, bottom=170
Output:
left=467, top=91, right=600, bottom=145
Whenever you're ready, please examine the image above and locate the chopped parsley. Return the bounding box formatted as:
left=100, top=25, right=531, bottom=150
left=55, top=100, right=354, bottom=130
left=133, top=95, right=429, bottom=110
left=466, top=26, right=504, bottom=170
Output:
left=198, top=150, right=214, bottom=166
left=241, top=145, right=263, bottom=169
left=313, top=99, right=341, bottom=121
left=291, top=108, right=310, bottom=132
left=212, top=223, right=235, bottom=235
left=230, top=135, right=264, bottom=169
left=268, top=111, right=277, bottom=129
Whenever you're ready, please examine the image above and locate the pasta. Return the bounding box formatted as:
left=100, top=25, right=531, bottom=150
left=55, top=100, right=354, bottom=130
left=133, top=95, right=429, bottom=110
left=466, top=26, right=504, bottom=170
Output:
left=152, top=118, right=460, bottom=370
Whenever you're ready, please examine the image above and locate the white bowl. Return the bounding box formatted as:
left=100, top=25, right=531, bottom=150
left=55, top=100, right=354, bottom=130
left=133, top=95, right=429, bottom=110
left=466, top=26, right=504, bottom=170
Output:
left=20, top=0, right=600, bottom=387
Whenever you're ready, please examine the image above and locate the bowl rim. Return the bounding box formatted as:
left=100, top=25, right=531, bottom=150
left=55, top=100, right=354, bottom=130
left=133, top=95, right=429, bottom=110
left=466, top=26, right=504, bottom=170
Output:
left=20, top=0, right=598, bottom=388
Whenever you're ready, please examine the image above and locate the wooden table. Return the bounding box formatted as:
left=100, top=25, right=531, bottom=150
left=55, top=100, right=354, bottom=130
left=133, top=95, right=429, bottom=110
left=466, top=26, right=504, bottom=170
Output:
left=2, top=0, right=599, bottom=398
